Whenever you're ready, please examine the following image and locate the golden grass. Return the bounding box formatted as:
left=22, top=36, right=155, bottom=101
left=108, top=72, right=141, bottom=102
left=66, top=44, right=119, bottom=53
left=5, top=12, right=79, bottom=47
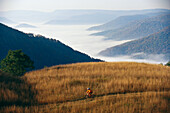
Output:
left=1, top=91, right=169, bottom=113
left=0, top=62, right=170, bottom=113
left=0, top=71, right=36, bottom=106
left=24, top=62, right=170, bottom=104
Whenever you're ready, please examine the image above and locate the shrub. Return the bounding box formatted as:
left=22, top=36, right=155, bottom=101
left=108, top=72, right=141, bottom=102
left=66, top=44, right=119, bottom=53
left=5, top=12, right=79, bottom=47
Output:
left=0, top=50, right=34, bottom=76
left=165, top=61, right=170, bottom=66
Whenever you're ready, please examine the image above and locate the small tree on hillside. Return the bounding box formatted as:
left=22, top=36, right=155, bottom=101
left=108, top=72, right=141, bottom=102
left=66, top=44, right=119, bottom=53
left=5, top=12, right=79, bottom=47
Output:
left=165, top=61, right=170, bottom=66
left=0, top=50, right=34, bottom=76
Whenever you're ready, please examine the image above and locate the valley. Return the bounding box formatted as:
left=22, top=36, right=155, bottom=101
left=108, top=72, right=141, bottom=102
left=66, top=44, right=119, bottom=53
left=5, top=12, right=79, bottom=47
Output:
left=0, top=8, right=170, bottom=113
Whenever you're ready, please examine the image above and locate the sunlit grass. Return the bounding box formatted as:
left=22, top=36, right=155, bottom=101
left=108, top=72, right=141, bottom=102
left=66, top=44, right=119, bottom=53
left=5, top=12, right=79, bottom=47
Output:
left=0, top=62, right=170, bottom=113
left=24, top=62, right=170, bottom=104
left=1, top=91, right=169, bottom=113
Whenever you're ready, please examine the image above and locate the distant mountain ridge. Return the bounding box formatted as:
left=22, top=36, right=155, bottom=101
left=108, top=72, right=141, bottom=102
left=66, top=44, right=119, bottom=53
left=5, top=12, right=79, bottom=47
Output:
left=0, top=23, right=101, bottom=69
left=15, top=23, right=37, bottom=28
left=0, top=9, right=169, bottom=24
left=99, top=27, right=170, bottom=60
left=88, top=12, right=169, bottom=31
left=88, top=14, right=149, bottom=31
left=0, top=17, right=16, bottom=24
left=45, top=9, right=170, bottom=25
left=91, top=14, right=170, bottom=41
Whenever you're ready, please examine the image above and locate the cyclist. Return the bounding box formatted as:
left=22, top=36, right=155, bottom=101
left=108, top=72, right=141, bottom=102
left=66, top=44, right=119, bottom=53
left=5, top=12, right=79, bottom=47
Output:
left=86, top=88, right=93, bottom=97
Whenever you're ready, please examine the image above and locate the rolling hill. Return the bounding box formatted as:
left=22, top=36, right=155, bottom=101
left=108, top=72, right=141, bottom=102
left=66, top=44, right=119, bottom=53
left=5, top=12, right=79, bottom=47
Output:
left=91, top=14, right=170, bottom=41
left=45, top=9, right=170, bottom=25
left=88, top=14, right=149, bottom=31
left=99, top=26, right=170, bottom=60
left=0, top=62, right=170, bottom=112
left=0, top=17, right=16, bottom=24
left=0, top=23, right=100, bottom=69
left=15, top=23, right=37, bottom=28
left=0, top=70, right=36, bottom=106
left=88, top=12, right=169, bottom=31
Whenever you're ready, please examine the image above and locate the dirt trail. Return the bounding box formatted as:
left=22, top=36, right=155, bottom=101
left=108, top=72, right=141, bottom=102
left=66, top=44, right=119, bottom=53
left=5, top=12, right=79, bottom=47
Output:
left=2, top=90, right=169, bottom=107
left=52, top=90, right=167, bottom=105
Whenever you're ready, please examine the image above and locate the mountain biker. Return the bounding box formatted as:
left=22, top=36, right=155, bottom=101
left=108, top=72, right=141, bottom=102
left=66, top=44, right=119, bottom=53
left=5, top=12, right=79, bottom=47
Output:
left=86, top=88, right=93, bottom=97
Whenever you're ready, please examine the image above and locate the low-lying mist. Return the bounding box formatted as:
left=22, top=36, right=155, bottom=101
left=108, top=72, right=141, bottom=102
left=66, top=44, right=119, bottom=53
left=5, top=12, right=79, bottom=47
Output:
left=8, top=23, right=168, bottom=64
left=95, top=53, right=168, bottom=64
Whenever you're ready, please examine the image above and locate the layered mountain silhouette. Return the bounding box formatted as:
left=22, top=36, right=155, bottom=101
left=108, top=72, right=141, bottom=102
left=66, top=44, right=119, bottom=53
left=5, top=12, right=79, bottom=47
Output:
left=0, top=9, right=169, bottom=25
left=88, top=14, right=149, bottom=31
left=91, top=14, right=170, bottom=41
left=99, top=27, right=170, bottom=60
left=0, top=17, right=16, bottom=24
left=45, top=9, right=170, bottom=25
left=0, top=23, right=101, bottom=69
left=15, top=23, right=37, bottom=28
left=88, top=12, right=169, bottom=31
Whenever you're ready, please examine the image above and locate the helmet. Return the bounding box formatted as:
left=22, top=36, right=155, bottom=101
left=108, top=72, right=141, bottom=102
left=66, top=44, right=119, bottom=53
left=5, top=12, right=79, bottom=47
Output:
left=87, top=88, right=90, bottom=90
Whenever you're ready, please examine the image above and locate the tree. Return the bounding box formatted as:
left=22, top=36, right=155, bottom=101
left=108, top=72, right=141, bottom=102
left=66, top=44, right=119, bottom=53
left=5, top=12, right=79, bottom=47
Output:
left=0, top=50, right=34, bottom=76
left=165, top=61, right=170, bottom=66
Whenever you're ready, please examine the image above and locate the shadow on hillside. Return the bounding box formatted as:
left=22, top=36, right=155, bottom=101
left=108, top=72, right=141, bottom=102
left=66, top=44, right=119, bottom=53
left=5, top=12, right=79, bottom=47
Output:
left=0, top=71, right=37, bottom=107
left=52, top=66, right=70, bottom=70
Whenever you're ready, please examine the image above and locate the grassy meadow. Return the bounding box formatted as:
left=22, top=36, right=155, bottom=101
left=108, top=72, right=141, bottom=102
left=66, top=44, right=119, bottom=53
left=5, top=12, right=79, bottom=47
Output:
left=0, top=62, right=170, bottom=113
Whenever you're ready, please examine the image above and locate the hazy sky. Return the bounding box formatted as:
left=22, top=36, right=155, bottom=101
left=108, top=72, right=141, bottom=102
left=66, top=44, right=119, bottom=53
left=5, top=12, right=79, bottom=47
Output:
left=0, top=0, right=169, bottom=11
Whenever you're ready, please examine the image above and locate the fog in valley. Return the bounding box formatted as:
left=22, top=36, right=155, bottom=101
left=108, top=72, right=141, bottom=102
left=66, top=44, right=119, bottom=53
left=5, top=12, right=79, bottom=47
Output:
left=6, top=23, right=167, bottom=64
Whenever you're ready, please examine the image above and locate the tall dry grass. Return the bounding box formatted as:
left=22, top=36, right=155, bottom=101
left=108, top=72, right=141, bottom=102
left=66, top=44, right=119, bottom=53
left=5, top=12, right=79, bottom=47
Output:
left=24, top=62, right=170, bottom=104
left=1, top=91, right=169, bottom=113
left=0, top=71, right=37, bottom=106
left=0, top=62, right=170, bottom=113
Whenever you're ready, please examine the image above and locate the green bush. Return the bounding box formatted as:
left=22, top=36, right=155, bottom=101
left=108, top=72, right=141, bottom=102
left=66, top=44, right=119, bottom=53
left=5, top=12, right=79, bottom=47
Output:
left=165, top=61, right=170, bottom=66
left=0, top=50, right=34, bottom=76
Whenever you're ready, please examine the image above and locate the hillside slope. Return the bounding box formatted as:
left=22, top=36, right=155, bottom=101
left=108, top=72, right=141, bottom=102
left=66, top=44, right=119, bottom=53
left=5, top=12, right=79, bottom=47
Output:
left=88, top=12, right=169, bottom=31
left=88, top=14, right=149, bottom=31
left=0, top=62, right=170, bottom=112
left=0, top=70, right=36, bottom=106
left=92, top=14, right=170, bottom=40
left=0, top=23, right=100, bottom=69
left=99, top=27, right=170, bottom=60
